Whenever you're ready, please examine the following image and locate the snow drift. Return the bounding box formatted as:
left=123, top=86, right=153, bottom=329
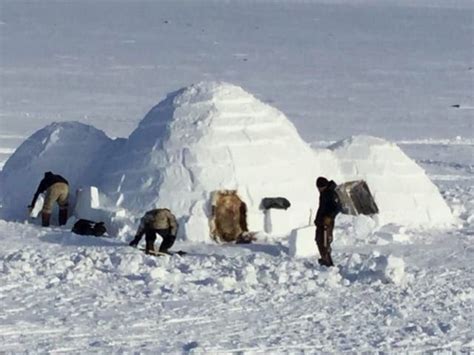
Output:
left=0, top=82, right=454, bottom=238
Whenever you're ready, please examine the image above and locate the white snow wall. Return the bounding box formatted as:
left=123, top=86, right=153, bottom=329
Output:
left=99, top=82, right=340, bottom=240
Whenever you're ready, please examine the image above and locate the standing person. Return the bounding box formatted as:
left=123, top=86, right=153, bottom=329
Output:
left=28, top=171, right=69, bottom=227
left=129, top=208, right=178, bottom=255
left=314, top=176, right=341, bottom=267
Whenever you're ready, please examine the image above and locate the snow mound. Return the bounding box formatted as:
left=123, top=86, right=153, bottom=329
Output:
left=99, top=81, right=340, bottom=240
left=330, top=135, right=454, bottom=227
left=341, top=252, right=409, bottom=286
left=0, top=122, right=113, bottom=219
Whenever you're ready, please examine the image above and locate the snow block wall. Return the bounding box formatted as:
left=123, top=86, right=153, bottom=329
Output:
left=0, top=122, right=113, bottom=220
left=99, top=82, right=339, bottom=239
left=329, top=136, right=454, bottom=227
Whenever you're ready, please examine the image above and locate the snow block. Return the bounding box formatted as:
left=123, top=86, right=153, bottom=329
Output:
left=289, top=226, right=317, bottom=258
left=264, top=209, right=293, bottom=236
left=74, top=186, right=101, bottom=221
left=184, top=215, right=210, bottom=243
left=29, top=195, right=44, bottom=218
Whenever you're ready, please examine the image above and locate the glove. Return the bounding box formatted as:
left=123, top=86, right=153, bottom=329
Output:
left=129, top=238, right=139, bottom=247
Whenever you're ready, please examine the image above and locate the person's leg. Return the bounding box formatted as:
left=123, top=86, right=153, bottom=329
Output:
left=157, top=228, right=176, bottom=253
left=56, top=183, right=69, bottom=226
left=315, top=226, right=329, bottom=265
left=41, top=187, right=56, bottom=227
left=145, top=228, right=157, bottom=253
left=325, top=222, right=335, bottom=266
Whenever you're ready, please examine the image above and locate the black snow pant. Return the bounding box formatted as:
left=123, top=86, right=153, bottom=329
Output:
left=315, top=221, right=334, bottom=266
left=145, top=227, right=176, bottom=253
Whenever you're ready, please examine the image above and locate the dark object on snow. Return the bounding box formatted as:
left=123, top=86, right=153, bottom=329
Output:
left=451, top=104, right=461, bottom=108
left=235, top=232, right=257, bottom=244
left=261, top=197, right=291, bottom=210
left=72, top=219, right=107, bottom=237
left=335, top=180, right=379, bottom=216
left=139, top=248, right=187, bottom=256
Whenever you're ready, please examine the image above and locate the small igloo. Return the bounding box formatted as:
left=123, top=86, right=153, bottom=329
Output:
left=99, top=82, right=340, bottom=241
left=0, top=122, right=114, bottom=219
left=330, top=136, right=454, bottom=227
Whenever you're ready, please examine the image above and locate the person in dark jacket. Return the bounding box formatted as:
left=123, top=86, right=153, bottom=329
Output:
left=129, top=208, right=178, bottom=255
left=28, top=171, right=69, bottom=227
left=314, top=176, right=341, bottom=267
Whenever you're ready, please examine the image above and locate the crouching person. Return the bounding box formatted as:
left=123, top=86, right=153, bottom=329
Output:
left=129, top=208, right=178, bottom=254
left=28, top=171, right=69, bottom=227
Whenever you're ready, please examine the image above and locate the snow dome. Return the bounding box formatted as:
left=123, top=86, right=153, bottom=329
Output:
left=330, top=136, right=454, bottom=227
left=0, top=122, right=113, bottom=219
left=99, top=82, right=338, bottom=240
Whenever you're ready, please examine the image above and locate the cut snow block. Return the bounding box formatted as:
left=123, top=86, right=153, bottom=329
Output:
left=264, top=208, right=293, bottom=236
left=184, top=215, right=211, bottom=243
left=289, top=226, right=317, bottom=258
left=247, top=211, right=265, bottom=232
left=30, top=194, right=44, bottom=218
left=74, top=186, right=101, bottom=221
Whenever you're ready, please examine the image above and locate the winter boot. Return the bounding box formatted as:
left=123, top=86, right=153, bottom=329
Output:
left=41, top=212, right=51, bottom=227
left=58, top=208, right=68, bottom=226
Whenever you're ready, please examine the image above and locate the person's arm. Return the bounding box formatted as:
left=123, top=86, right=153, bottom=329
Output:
left=129, top=217, right=146, bottom=246
left=29, top=179, right=47, bottom=208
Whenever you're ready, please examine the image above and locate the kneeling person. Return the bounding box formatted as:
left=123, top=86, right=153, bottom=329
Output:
left=129, top=208, right=178, bottom=254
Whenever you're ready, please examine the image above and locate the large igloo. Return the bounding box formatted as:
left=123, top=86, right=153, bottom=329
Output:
left=0, top=122, right=115, bottom=219
left=99, top=82, right=341, bottom=240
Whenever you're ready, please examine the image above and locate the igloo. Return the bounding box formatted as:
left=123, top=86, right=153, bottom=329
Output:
left=0, top=122, right=115, bottom=220
left=330, top=136, right=454, bottom=227
left=99, top=82, right=340, bottom=241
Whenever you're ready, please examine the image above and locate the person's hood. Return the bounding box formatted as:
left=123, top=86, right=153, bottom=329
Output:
left=327, top=180, right=337, bottom=190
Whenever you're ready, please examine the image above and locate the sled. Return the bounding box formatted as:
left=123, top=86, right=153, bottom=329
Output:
left=335, top=180, right=379, bottom=216
left=138, top=248, right=187, bottom=257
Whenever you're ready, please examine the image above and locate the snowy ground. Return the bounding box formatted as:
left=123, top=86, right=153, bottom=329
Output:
left=0, top=0, right=473, bottom=352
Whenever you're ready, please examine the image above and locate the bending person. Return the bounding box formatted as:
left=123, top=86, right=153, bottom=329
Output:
left=28, top=171, right=69, bottom=227
left=129, top=208, right=178, bottom=254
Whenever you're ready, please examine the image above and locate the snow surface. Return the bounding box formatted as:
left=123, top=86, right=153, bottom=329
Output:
left=0, top=0, right=473, bottom=352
